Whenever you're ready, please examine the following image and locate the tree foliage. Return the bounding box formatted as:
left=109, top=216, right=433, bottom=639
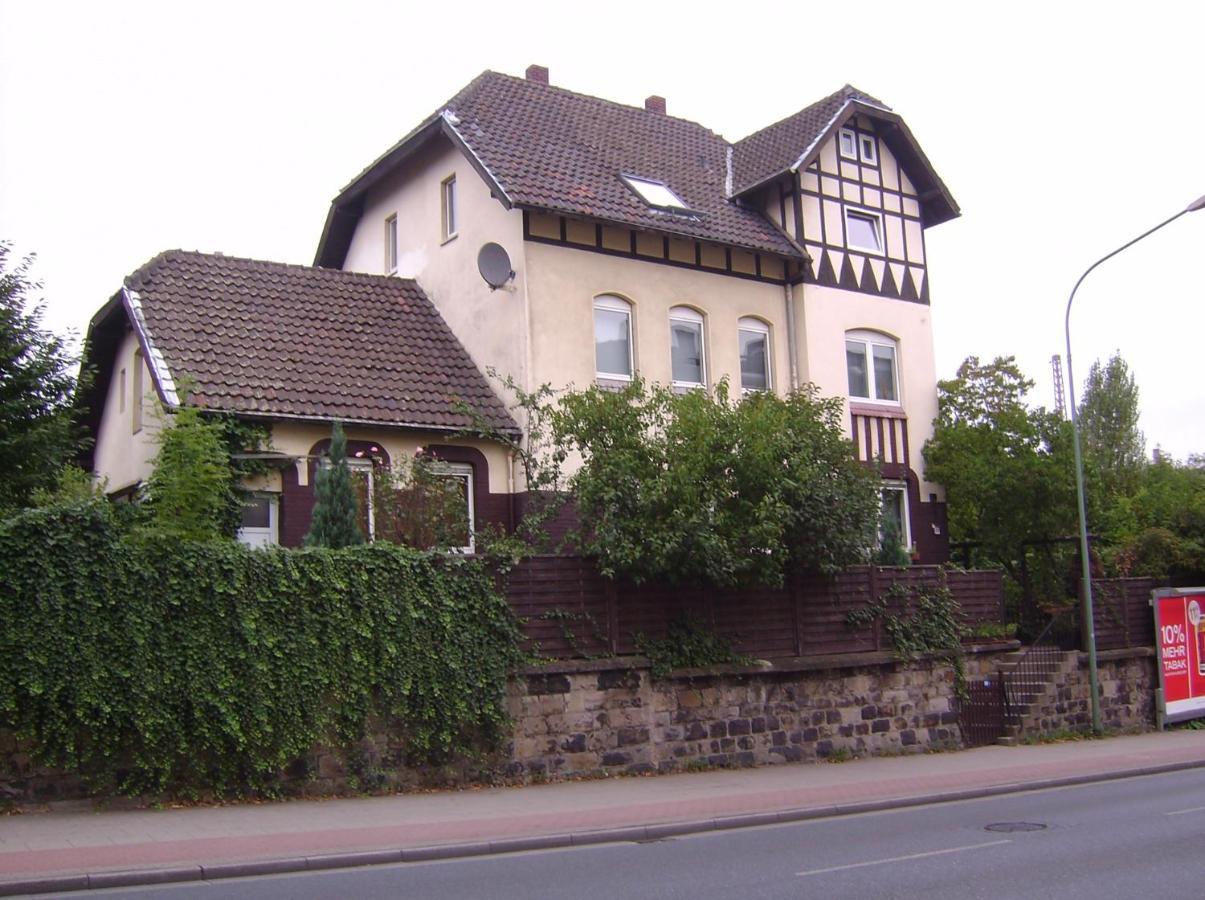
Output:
left=923, top=356, right=1077, bottom=581
left=1078, top=352, right=1145, bottom=523
left=145, top=404, right=233, bottom=540
left=305, top=422, right=364, bottom=548
left=552, top=378, right=880, bottom=587
left=0, top=242, right=85, bottom=512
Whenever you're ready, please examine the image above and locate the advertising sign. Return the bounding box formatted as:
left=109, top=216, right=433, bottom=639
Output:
left=1152, top=588, right=1205, bottom=725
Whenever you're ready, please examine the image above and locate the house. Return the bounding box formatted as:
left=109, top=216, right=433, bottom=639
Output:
left=80, top=252, right=518, bottom=548
left=83, top=66, right=959, bottom=559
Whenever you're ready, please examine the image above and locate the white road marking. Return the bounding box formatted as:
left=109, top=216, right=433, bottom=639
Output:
left=796, top=839, right=1012, bottom=877
left=1166, top=806, right=1205, bottom=816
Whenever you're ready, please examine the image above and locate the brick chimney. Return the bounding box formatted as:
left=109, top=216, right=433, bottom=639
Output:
left=644, top=95, right=666, bottom=115
left=525, top=65, right=549, bottom=85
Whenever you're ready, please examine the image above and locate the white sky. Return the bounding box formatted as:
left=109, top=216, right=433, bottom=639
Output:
left=2, top=0, right=1202, bottom=458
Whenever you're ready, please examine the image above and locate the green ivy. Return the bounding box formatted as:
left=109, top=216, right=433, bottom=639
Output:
left=0, top=500, right=525, bottom=797
left=634, top=616, right=751, bottom=679
left=845, top=580, right=968, bottom=694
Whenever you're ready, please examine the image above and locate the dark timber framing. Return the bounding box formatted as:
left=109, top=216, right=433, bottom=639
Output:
left=522, top=211, right=790, bottom=285
left=782, top=116, right=930, bottom=303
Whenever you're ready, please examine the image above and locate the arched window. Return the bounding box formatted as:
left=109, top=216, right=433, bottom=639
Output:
left=845, top=330, right=899, bottom=404
left=669, top=306, right=706, bottom=388
left=738, top=317, right=771, bottom=392
left=593, top=294, right=633, bottom=380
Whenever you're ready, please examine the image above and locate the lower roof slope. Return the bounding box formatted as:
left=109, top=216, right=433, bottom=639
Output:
left=84, top=250, right=517, bottom=439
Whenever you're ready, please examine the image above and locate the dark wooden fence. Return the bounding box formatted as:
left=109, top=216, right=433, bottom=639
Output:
left=1090, top=577, right=1158, bottom=650
left=505, top=556, right=1005, bottom=660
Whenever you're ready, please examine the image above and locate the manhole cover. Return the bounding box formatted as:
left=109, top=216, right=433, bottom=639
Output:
left=985, top=822, right=1047, bottom=833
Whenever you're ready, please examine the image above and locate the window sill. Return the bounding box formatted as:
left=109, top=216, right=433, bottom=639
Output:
left=594, top=376, right=633, bottom=392
left=849, top=401, right=905, bottom=419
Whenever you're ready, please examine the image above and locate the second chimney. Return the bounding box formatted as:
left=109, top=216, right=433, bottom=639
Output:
left=644, top=95, right=666, bottom=115
left=526, top=65, right=549, bottom=85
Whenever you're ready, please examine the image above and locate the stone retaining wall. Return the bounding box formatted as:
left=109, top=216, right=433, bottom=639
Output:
left=2, top=645, right=1159, bottom=802
left=507, top=649, right=1010, bottom=778
left=1020, top=649, right=1156, bottom=734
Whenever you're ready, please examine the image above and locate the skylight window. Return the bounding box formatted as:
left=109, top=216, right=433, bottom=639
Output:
left=621, top=175, right=688, bottom=210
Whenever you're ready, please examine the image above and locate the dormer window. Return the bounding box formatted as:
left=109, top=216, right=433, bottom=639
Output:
left=621, top=174, right=688, bottom=210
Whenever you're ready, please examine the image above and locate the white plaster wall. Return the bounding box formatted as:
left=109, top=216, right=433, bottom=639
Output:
left=92, top=329, right=160, bottom=492
left=342, top=136, right=528, bottom=402
left=795, top=283, right=941, bottom=497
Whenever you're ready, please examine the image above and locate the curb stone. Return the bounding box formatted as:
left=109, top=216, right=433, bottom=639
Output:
left=2, top=757, right=1203, bottom=897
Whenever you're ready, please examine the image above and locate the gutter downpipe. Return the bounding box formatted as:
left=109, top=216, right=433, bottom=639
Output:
left=783, top=280, right=800, bottom=391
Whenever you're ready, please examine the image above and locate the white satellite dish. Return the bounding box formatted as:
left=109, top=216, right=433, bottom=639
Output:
left=477, top=243, right=515, bottom=290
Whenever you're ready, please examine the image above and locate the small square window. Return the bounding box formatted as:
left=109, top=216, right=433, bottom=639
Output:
left=621, top=174, right=688, bottom=210
left=385, top=214, right=398, bottom=273
left=839, top=129, right=857, bottom=159
left=845, top=209, right=883, bottom=253
left=859, top=135, right=878, bottom=165
left=441, top=175, right=457, bottom=242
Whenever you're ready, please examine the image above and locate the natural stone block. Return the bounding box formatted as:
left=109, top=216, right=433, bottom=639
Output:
left=617, top=726, right=650, bottom=747
left=598, top=669, right=641, bottom=691
left=601, top=751, right=630, bottom=767
left=528, top=674, right=572, bottom=695
left=728, top=719, right=751, bottom=736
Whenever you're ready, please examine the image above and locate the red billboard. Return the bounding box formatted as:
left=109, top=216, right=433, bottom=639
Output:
left=1153, top=588, right=1205, bottom=725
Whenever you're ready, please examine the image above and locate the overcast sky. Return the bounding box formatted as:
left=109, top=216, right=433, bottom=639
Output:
left=2, top=1, right=1202, bottom=458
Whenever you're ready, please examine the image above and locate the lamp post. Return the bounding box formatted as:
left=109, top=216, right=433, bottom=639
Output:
left=1066, top=193, right=1205, bottom=735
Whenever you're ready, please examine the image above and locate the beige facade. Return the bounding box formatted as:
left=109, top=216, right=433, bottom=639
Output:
left=92, top=329, right=160, bottom=493
left=342, top=137, right=530, bottom=406
left=338, top=129, right=945, bottom=507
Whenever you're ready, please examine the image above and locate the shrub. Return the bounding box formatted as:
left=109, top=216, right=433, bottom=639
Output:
left=0, top=500, right=524, bottom=796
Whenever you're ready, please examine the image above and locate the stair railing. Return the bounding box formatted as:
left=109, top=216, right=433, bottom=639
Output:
left=1002, top=612, right=1069, bottom=726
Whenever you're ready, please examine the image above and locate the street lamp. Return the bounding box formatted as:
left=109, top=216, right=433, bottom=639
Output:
left=1066, top=193, right=1205, bottom=735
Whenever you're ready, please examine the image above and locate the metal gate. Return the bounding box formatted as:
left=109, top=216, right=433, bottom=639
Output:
left=959, top=676, right=1008, bottom=747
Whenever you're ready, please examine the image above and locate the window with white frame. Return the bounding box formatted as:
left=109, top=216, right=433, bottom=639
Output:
left=845, top=330, right=899, bottom=404
left=844, top=208, right=883, bottom=253
left=621, top=174, right=688, bottom=210
left=839, top=128, right=857, bottom=160
left=738, top=317, right=771, bottom=392
left=593, top=294, right=634, bottom=380
left=236, top=493, right=279, bottom=548
left=879, top=484, right=911, bottom=553
left=433, top=461, right=475, bottom=553
left=441, top=175, right=457, bottom=242
left=385, top=213, right=398, bottom=273
left=859, top=134, right=878, bottom=165
left=669, top=306, right=706, bottom=388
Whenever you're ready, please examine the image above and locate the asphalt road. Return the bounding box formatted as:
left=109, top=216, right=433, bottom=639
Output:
left=85, top=767, right=1205, bottom=899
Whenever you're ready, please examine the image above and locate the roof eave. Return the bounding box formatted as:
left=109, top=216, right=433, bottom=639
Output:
left=192, top=407, right=522, bottom=439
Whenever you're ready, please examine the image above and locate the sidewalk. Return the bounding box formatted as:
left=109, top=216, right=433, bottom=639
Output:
left=3, top=729, right=1204, bottom=895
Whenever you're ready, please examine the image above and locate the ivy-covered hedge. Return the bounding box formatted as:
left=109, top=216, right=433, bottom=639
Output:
left=0, top=501, right=524, bottom=796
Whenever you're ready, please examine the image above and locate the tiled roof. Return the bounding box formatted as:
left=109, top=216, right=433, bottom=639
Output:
left=328, top=72, right=803, bottom=260
left=119, top=250, right=517, bottom=433
left=731, top=85, right=890, bottom=195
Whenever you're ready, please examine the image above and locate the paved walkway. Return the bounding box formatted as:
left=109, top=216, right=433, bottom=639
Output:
left=3, top=730, right=1204, bottom=895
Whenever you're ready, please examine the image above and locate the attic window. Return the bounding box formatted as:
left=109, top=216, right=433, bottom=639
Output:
left=621, top=175, right=688, bottom=210
left=839, top=129, right=857, bottom=159
left=859, top=135, right=878, bottom=165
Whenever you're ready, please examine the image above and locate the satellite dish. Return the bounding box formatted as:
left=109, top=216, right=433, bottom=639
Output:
left=477, top=243, right=514, bottom=290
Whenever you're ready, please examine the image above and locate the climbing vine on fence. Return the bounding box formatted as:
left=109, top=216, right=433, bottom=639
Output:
left=845, top=579, right=968, bottom=694
left=0, top=500, right=526, bottom=797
